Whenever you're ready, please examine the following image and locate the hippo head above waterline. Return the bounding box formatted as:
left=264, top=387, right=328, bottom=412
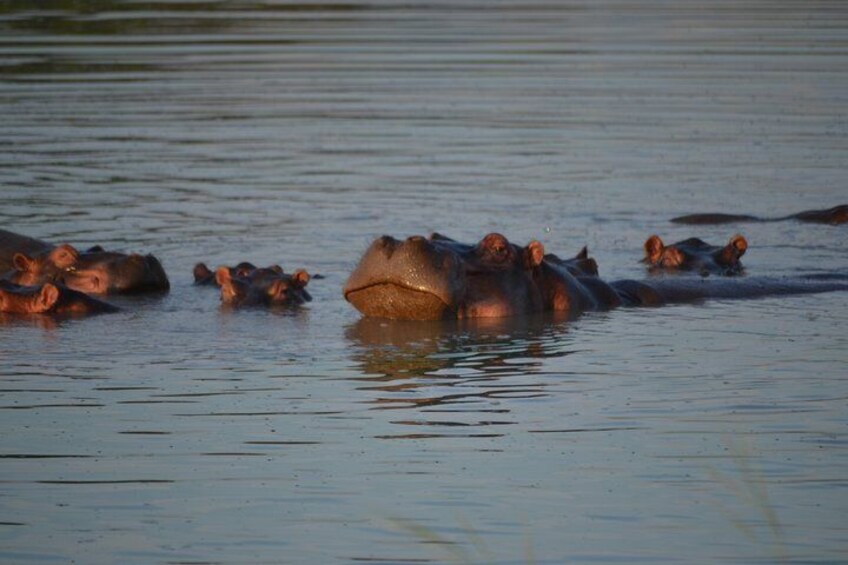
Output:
left=343, top=232, right=599, bottom=320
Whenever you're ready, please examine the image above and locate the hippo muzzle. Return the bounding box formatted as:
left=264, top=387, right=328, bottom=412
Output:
left=343, top=235, right=467, bottom=320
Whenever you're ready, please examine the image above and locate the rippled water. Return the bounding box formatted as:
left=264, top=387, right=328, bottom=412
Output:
left=1, top=1, right=847, bottom=563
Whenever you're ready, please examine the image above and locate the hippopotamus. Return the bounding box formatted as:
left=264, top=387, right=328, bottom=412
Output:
left=344, top=232, right=848, bottom=321
left=642, top=234, right=747, bottom=275
left=0, top=229, right=169, bottom=294
left=0, top=280, right=119, bottom=316
left=194, top=262, right=263, bottom=286
left=344, top=232, right=611, bottom=320
left=214, top=264, right=312, bottom=307
left=671, top=204, right=847, bottom=225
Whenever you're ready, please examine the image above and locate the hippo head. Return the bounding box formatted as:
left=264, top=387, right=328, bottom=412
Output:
left=343, top=233, right=546, bottom=320
left=0, top=281, right=118, bottom=315
left=60, top=251, right=170, bottom=294
left=10, top=245, right=169, bottom=294
left=643, top=234, right=747, bottom=275
left=216, top=266, right=311, bottom=307
left=10, top=244, right=79, bottom=287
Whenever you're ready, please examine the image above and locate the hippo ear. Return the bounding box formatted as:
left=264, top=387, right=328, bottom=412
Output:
left=291, top=269, right=310, bottom=288
left=429, top=232, right=455, bottom=242
left=86, top=245, right=105, bottom=253
left=193, top=262, right=212, bottom=283
left=643, top=235, right=664, bottom=264
left=50, top=244, right=79, bottom=269
left=729, top=234, right=747, bottom=257
left=575, top=246, right=589, bottom=260
left=526, top=240, right=545, bottom=268
left=719, top=234, right=748, bottom=265
left=36, top=283, right=60, bottom=312
left=269, top=265, right=284, bottom=275
left=215, top=266, right=232, bottom=286
left=12, top=253, right=35, bottom=272
left=267, top=279, right=287, bottom=302
left=215, top=267, right=239, bottom=302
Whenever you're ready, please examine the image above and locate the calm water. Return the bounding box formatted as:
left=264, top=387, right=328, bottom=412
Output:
left=1, top=1, right=848, bottom=563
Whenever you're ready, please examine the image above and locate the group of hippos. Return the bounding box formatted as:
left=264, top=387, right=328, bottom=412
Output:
left=0, top=204, right=846, bottom=321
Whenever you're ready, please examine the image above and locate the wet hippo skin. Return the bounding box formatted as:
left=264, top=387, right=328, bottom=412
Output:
left=0, top=280, right=119, bottom=315
left=671, top=204, right=847, bottom=225
left=215, top=264, right=312, bottom=307
left=1, top=229, right=169, bottom=294
left=344, top=232, right=848, bottom=320
left=642, top=234, right=747, bottom=276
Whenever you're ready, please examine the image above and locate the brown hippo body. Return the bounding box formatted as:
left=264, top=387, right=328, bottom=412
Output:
left=671, top=205, right=847, bottom=225
left=642, top=234, right=747, bottom=276
left=344, top=233, right=848, bottom=321
left=0, top=230, right=169, bottom=294
left=0, top=281, right=119, bottom=316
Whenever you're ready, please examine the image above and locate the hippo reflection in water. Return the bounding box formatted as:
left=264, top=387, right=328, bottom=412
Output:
left=642, top=234, right=747, bottom=276
left=344, top=232, right=848, bottom=321
left=0, top=230, right=169, bottom=294
left=671, top=204, right=847, bottom=225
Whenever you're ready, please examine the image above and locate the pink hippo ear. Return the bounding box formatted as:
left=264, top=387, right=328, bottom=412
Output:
left=643, top=235, right=665, bottom=264
left=215, top=266, right=238, bottom=303
left=214, top=266, right=232, bottom=286
left=291, top=270, right=310, bottom=288
left=719, top=234, right=748, bottom=265
left=12, top=253, right=35, bottom=272
left=729, top=234, right=748, bottom=256
left=35, top=283, right=60, bottom=313
left=267, top=279, right=288, bottom=302
left=525, top=240, right=545, bottom=268
left=50, top=244, right=80, bottom=269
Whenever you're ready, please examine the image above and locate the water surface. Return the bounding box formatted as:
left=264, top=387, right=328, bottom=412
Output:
left=1, top=1, right=847, bottom=563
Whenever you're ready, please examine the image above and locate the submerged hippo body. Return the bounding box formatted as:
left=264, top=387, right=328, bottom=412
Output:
left=643, top=234, right=747, bottom=276
left=671, top=205, right=847, bottom=225
left=0, top=281, right=119, bottom=315
left=0, top=230, right=169, bottom=294
left=215, top=264, right=311, bottom=307
left=344, top=233, right=848, bottom=321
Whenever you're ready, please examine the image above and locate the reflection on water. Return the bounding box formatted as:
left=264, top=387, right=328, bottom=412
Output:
left=346, top=316, right=576, bottom=415
left=1, top=0, right=848, bottom=563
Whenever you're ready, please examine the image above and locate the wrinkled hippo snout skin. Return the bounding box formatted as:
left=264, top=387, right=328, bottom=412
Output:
left=344, top=235, right=467, bottom=320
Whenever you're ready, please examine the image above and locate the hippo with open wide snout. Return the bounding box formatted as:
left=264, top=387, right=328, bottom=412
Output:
left=0, top=281, right=119, bottom=316
left=643, top=234, right=747, bottom=276
left=1, top=229, right=169, bottom=294
left=671, top=205, right=847, bottom=225
left=344, top=233, right=848, bottom=321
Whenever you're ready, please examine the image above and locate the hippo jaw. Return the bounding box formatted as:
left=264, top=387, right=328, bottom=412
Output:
left=344, top=281, right=456, bottom=320
left=343, top=235, right=466, bottom=320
